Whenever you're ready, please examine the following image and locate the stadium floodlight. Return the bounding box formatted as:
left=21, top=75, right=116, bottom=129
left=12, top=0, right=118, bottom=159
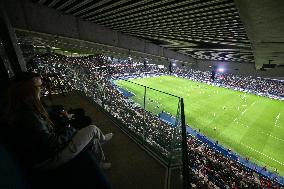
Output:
left=218, top=68, right=225, bottom=72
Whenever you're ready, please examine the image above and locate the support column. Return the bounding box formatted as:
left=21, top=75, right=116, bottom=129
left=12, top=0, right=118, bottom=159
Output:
left=0, top=55, right=10, bottom=115
left=0, top=3, right=26, bottom=75
left=0, top=55, right=9, bottom=80
left=180, top=98, right=190, bottom=189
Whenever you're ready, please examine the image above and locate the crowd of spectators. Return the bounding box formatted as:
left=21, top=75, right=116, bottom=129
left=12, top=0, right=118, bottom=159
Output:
left=187, top=135, right=282, bottom=189
left=27, top=53, right=283, bottom=188
left=219, top=73, right=284, bottom=98
left=174, top=67, right=284, bottom=99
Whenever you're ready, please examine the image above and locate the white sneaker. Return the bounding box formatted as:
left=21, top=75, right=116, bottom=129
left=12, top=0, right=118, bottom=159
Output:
left=104, top=133, right=113, bottom=142
left=100, top=162, right=111, bottom=169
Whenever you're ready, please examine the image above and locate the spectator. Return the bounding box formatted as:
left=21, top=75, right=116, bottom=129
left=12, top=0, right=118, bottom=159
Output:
left=4, top=72, right=113, bottom=170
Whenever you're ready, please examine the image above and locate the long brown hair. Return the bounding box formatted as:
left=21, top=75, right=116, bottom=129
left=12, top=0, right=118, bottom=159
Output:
left=6, top=75, right=54, bottom=127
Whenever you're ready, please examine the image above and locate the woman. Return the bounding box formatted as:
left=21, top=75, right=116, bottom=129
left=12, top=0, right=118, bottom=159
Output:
left=5, top=72, right=113, bottom=170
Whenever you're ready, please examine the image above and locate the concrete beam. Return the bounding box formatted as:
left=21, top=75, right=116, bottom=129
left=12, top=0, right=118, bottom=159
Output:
left=2, top=0, right=194, bottom=63
left=235, top=0, right=284, bottom=69
left=0, top=2, right=26, bottom=73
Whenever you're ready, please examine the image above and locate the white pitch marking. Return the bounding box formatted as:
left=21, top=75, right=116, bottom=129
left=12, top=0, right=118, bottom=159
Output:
left=267, top=133, right=284, bottom=143
left=240, top=143, right=284, bottom=167
left=275, top=113, right=281, bottom=128
left=232, top=118, right=284, bottom=143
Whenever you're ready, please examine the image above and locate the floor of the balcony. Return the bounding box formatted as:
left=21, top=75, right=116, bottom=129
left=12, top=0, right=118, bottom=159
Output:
left=44, top=92, right=166, bottom=189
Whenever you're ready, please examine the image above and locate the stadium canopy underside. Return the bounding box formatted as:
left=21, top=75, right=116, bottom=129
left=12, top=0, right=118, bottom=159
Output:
left=2, top=0, right=284, bottom=70
left=15, top=30, right=182, bottom=66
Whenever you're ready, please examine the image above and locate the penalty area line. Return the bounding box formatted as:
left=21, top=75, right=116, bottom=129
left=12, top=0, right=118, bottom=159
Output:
left=240, top=143, right=284, bottom=167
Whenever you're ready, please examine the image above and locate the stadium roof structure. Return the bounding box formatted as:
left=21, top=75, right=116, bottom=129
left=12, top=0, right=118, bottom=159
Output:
left=31, top=0, right=284, bottom=69
left=15, top=30, right=179, bottom=65
left=2, top=0, right=284, bottom=69
left=32, top=0, right=253, bottom=63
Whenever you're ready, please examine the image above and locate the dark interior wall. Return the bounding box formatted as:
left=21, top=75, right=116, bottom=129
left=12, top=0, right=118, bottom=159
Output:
left=0, top=5, right=22, bottom=116
left=0, top=56, right=9, bottom=116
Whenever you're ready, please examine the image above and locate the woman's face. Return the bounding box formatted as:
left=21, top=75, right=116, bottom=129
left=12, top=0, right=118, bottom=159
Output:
left=33, top=77, right=42, bottom=99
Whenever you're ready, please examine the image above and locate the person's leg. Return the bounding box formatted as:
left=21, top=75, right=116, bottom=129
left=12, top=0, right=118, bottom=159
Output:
left=70, top=115, right=92, bottom=129
left=34, top=125, right=110, bottom=170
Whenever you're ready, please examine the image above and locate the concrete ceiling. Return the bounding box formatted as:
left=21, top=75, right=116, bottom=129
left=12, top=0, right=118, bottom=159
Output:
left=31, top=0, right=254, bottom=64
left=16, top=30, right=174, bottom=64
left=235, top=0, right=284, bottom=69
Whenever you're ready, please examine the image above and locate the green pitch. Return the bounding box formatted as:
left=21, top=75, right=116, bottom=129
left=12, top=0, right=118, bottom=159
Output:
left=115, top=75, right=284, bottom=176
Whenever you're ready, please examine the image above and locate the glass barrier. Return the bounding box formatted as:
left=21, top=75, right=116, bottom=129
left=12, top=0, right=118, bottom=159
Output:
left=110, top=79, right=183, bottom=165
left=32, top=60, right=187, bottom=189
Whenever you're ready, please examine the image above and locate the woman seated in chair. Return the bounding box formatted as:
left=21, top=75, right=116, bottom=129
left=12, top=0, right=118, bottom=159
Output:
left=4, top=72, right=113, bottom=171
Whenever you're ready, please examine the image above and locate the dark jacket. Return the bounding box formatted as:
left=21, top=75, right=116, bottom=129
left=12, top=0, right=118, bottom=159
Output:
left=9, top=108, right=76, bottom=168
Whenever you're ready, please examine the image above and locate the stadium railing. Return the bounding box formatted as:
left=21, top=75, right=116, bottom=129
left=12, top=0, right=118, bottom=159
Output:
left=81, top=77, right=190, bottom=189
